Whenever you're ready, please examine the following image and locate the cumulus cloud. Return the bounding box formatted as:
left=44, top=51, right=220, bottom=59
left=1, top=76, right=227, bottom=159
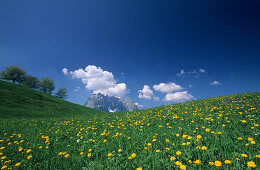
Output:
left=164, top=91, right=194, bottom=102
left=135, top=102, right=144, bottom=108
left=138, top=85, right=154, bottom=100
left=62, top=68, right=69, bottom=75
left=93, top=83, right=129, bottom=97
left=65, top=65, right=129, bottom=97
left=153, top=82, right=183, bottom=93
left=211, top=80, right=220, bottom=85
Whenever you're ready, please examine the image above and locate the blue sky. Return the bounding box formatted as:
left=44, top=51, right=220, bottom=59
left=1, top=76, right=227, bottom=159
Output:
left=0, top=0, right=259, bottom=108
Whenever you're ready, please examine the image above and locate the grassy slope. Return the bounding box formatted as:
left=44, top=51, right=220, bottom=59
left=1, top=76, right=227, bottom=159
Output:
left=0, top=80, right=104, bottom=118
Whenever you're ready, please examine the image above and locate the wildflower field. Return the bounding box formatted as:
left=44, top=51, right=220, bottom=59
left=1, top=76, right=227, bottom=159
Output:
left=0, top=92, right=259, bottom=169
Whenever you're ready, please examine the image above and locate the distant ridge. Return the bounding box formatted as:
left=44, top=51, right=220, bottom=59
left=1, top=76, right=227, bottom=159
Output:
left=85, top=93, right=138, bottom=112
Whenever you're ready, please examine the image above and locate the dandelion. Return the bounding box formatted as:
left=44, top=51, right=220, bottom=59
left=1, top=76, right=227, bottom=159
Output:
left=39, top=146, right=42, bottom=149
left=194, top=160, right=201, bottom=164
left=1, top=165, right=7, bottom=170
left=165, top=139, right=169, bottom=143
left=170, top=156, right=176, bottom=160
left=108, top=153, right=112, bottom=157
left=27, top=155, right=32, bottom=159
left=197, top=135, right=202, bottom=139
left=155, top=149, right=160, bottom=153
left=1, top=156, right=6, bottom=160
left=15, top=162, right=21, bottom=167
left=88, top=149, right=92, bottom=152
left=248, top=137, right=253, bottom=141
left=215, top=161, right=221, bottom=167
left=237, top=137, right=242, bottom=140
left=247, top=161, right=256, bottom=168
left=136, top=167, right=142, bottom=170
left=147, top=143, right=152, bottom=146
left=26, top=149, right=31, bottom=153
left=131, top=153, right=136, bottom=158
left=209, top=162, right=214, bottom=165
left=241, top=154, right=248, bottom=158
left=128, top=157, right=132, bottom=160
left=180, top=165, right=186, bottom=170
left=242, top=120, right=246, bottom=123
left=118, top=149, right=122, bottom=153
left=256, top=155, right=260, bottom=158
left=201, top=146, right=207, bottom=150
left=58, top=152, right=63, bottom=156
left=87, top=153, right=91, bottom=157
left=176, top=151, right=181, bottom=155
left=224, top=160, right=231, bottom=164
left=64, top=154, right=70, bottom=158
left=175, top=161, right=182, bottom=166
left=80, top=152, right=84, bottom=155
left=251, top=141, right=256, bottom=144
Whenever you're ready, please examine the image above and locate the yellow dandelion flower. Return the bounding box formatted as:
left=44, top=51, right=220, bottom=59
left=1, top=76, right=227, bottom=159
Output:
left=180, top=165, right=186, bottom=170
left=87, top=153, right=91, bottom=157
left=118, top=149, right=122, bottom=153
left=64, top=154, right=70, bottom=158
left=147, top=143, right=152, bottom=146
left=27, top=155, right=32, bottom=159
left=136, top=167, right=142, bottom=170
left=209, top=162, right=214, bottom=165
left=165, top=139, right=169, bottom=143
left=26, top=149, right=31, bottom=153
left=247, top=161, right=256, bottom=168
left=201, top=146, right=207, bottom=150
left=251, top=141, right=256, bottom=144
left=224, top=160, right=231, bottom=164
left=194, top=160, right=201, bottom=164
left=176, top=151, right=181, bottom=155
left=128, top=157, right=132, bottom=160
left=1, top=165, right=7, bottom=170
left=108, top=153, right=112, bottom=157
left=15, top=162, right=21, bottom=167
left=241, top=154, right=248, bottom=158
left=131, top=153, right=136, bottom=158
left=1, top=156, right=6, bottom=160
left=80, top=152, right=84, bottom=155
left=175, top=161, right=182, bottom=166
left=155, top=149, right=160, bottom=153
left=215, top=161, right=222, bottom=167
left=170, top=156, right=176, bottom=161
left=197, top=135, right=202, bottom=139
left=248, top=137, right=253, bottom=141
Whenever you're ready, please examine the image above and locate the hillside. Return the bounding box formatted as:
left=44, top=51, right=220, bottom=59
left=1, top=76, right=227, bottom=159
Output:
left=0, top=80, right=104, bottom=118
left=0, top=89, right=259, bottom=169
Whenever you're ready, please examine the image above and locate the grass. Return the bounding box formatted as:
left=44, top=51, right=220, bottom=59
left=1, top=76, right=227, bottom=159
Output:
left=0, top=80, right=104, bottom=118
left=0, top=81, right=259, bottom=169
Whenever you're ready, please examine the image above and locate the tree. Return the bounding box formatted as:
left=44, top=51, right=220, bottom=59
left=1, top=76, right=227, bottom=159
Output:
left=22, top=75, right=39, bottom=89
left=39, top=77, right=55, bottom=94
left=0, top=65, right=27, bottom=83
left=55, top=88, right=68, bottom=99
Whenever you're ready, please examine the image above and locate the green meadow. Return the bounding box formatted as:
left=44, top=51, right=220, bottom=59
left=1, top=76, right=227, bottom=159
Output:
left=0, top=81, right=259, bottom=169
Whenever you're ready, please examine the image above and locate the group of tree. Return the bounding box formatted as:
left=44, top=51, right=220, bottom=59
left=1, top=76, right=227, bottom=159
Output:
left=0, top=65, right=67, bottom=99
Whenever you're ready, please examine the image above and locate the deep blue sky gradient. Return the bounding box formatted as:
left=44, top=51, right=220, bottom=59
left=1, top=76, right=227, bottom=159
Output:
left=0, top=0, right=259, bottom=108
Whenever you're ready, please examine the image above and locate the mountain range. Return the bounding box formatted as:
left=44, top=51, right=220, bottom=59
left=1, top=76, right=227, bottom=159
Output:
left=85, top=93, right=138, bottom=112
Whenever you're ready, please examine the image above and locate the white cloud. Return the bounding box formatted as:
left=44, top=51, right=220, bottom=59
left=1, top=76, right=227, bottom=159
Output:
left=67, top=65, right=129, bottom=97
left=74, top=86, right=80, bottom=92
left=135, top=102, right=144, bottom=108
left=177, top=68, right=207, bottom=77
left=138, top=85, right=154, bottom=100
left=153, top=82, right=183, bottom=93
left=176, top=69, right=185, bottom=76
left=93, top=83, right=129, bottom=97
left=62, top=68, right=69, bottom=75
left=199, top=68, right=206, bottom=73
left=211, top=80, right=220, bottom=85
left=164, top=91, right=194, bottom=102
